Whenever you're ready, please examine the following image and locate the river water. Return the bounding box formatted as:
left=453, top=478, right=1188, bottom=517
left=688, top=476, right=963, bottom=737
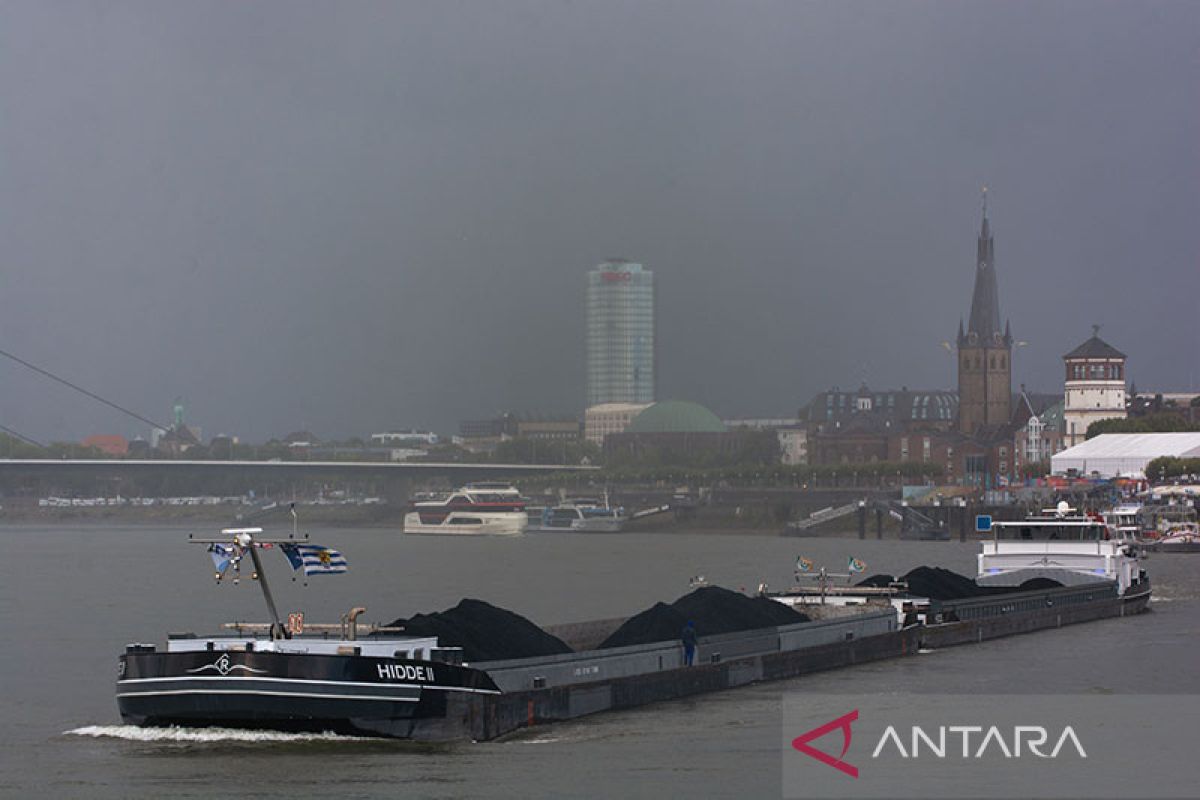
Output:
left=1, top=524, right=1197, bottom=799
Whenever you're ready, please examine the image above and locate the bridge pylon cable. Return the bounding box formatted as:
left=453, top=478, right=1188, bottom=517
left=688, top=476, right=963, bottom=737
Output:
left=0, top=423, right=45, bottom=448
left=0, top=346, right=168, bottom=432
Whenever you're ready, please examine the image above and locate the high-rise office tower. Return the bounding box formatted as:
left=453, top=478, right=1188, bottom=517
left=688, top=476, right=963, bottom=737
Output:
left=586, top=260, right=655, bottom=406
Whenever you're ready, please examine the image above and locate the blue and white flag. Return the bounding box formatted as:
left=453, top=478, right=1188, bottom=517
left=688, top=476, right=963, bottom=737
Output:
left=280, top=543, right=348, bottom=576
left=208, top=543, right=237, bottom=575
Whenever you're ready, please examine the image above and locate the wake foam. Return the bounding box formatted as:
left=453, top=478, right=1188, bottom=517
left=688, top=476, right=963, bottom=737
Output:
left=65, top=725, right=368, bottom=743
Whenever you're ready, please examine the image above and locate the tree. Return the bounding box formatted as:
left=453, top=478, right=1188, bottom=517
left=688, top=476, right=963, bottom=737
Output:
left=1086, top=414, right=1200, bottom=439
left=0, top=433, right=45, bottom=459
left=1145, top=457, right=1200, bottom=482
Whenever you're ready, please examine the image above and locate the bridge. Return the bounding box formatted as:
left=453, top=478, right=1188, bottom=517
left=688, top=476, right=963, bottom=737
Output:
left=0, top=459, right=596, bottom=504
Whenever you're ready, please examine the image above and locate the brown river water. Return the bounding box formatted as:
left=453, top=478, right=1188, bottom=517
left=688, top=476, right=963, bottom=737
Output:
left=1, top=524, right=1196, bottom=799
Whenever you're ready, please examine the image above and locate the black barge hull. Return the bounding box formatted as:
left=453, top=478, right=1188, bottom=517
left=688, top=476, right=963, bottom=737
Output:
left=117, top=650, right=500, bottom=740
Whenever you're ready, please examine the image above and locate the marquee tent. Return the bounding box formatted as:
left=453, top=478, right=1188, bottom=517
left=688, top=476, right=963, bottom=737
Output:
left=1051, top=433, right=1200, bottom=479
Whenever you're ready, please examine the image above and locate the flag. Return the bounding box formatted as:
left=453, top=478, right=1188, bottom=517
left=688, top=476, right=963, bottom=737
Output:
left=208, top=543, right=237, bottom=575
left=848, top=556, right=866, bottom=574
left=796, top=556, right=814, bottom=573
left=280, top=543, right=348, bottom=575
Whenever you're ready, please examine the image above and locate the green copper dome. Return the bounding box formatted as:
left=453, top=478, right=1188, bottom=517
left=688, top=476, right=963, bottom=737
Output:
left=627, top=401, right=726, bottom=434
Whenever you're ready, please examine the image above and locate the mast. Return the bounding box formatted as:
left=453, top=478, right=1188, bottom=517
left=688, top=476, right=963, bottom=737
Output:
left=244, top=534, right=286, bottom=639
left=191, top=527, right=306, bottom=641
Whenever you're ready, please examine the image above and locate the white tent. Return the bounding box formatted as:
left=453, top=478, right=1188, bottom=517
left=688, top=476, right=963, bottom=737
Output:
left=1051, top=433, right=1200, bottom=479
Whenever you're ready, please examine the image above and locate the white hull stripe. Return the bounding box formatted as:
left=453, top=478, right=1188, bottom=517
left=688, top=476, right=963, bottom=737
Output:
left=117, top=689, right=421, bottom=702
left=118, top=675, right=501, bottom=695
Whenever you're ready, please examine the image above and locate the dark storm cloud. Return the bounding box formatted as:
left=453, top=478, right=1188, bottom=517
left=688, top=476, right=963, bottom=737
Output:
left=1, top=1, right=1196, bottom=442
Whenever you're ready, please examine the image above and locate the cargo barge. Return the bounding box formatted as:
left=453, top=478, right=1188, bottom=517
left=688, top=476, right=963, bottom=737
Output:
left=116, top=510, right=1150, bottom=741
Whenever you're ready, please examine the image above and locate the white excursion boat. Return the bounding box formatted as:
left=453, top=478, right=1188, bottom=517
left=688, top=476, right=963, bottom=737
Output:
left=1102, top=502, right=1144, bottom=541
left=403, top=485, right=528, bottom=535
left=979, top=502, right=1150, bottom=602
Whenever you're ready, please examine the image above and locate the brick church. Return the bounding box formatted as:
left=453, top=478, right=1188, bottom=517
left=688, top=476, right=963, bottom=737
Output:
left=804, top=195, right=1058, bottom=486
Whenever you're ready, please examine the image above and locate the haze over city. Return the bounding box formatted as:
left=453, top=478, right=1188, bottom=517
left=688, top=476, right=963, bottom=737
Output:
left=2, top=1, right=1196, bottom=443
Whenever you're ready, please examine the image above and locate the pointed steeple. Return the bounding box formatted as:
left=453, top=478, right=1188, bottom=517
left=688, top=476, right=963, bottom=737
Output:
left=967, top=188, right=1002, bottom=344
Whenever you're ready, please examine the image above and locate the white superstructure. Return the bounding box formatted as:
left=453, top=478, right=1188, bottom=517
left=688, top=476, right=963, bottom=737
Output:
left=403, top=485, right=528, bottom=535
left=978, top=503, right=1148, bottom=597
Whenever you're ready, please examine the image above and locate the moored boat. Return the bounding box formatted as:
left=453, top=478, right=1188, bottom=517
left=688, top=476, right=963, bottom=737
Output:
left=528, top=497, right=626, bottom=532
left=403, top=484, right=528, bottom=535
left=1142, top=523, right=1200, bottom=553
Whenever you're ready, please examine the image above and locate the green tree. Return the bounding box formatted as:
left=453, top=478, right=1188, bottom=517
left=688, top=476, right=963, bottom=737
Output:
left=1087, top=413, right=1200, bottom=438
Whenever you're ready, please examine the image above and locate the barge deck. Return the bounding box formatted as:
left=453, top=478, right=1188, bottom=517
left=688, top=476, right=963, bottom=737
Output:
left=411, top=580, right=1147, bottom=741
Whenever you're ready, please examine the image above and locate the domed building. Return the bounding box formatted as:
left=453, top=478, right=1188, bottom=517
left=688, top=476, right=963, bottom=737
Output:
left=606, top=401, right=776, bottom=464
left=626, top=401, right=727, bottom=435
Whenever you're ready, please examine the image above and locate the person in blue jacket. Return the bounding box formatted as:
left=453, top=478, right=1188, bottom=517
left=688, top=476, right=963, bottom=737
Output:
left=682, top=620, right=698, bottom=666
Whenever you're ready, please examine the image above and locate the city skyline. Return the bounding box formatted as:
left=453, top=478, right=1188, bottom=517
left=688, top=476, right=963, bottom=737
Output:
left=1, top=2, right=1196, bottom=442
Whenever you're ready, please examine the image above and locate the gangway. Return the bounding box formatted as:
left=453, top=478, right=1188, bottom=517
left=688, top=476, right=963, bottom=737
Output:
left=784, top=502, right=860, bottom=533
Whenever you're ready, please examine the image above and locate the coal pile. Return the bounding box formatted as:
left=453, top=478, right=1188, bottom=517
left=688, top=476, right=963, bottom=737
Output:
left=598, top=586, right=809, bottom=649
left=900, top=566, right=986, bottom=600
left=388, top=599, right=573, bottom=662
left=856, top=568, right=1062, bottom=600
left=854, top=574, right=898, bottom=589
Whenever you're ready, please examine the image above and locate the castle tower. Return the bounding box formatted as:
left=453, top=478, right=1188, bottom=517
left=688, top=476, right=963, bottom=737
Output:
left=1062, top=326, right=1127, bottom=447
left=957, top=190, right=1012, bottom=434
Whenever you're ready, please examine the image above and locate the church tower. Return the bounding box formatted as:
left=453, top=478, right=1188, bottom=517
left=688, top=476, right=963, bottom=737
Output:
left=957, top=190, right=1013, bottom=434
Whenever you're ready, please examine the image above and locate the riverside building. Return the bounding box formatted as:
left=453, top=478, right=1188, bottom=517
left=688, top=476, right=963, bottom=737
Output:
left=1062, top=328, right=1127, bottom=447
left=586, top=260, right=655, bottom=406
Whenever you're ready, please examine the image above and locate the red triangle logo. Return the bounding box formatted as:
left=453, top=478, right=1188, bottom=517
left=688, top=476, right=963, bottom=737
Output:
left=791, top=709, right=860, bottom=778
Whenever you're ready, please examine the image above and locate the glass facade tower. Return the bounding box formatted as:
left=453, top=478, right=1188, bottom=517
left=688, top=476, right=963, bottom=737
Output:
left=586, top=260, right=655, bottom=406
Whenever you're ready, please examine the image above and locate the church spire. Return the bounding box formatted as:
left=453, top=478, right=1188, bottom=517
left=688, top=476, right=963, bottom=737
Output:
left=967, top=188, right=1001, bottom=344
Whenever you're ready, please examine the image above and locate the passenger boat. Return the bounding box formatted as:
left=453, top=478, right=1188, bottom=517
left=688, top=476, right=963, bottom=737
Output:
left=979, top=502, right=1150, bottom=605
left=1142, top=523, right=1200, bottom=553
left=116, top=528, right=501, bottom=739
left=1102, top=502, right=1144, bottom=541
left=403, top=484, right=528, bottom=535
left=529, top=498, right=626, bottom=532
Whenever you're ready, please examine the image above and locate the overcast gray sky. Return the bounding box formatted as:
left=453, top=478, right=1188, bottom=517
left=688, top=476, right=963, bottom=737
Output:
left=2, top=1, right=1197, bottom=442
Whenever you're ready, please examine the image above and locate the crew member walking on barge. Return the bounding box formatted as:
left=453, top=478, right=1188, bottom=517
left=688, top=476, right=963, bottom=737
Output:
left=682, top=620, right=697, bottom=666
